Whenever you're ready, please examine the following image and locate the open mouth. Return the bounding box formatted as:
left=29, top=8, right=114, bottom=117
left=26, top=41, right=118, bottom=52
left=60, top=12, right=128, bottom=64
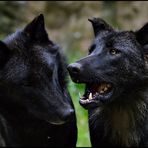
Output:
left=79, top=82, right=114, bottom=109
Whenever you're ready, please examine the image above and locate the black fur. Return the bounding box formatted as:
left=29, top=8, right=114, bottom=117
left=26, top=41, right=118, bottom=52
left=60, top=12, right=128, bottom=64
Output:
left=0, top=14, right=77, bottom=147
left=68, top=18, right=148, bottom=147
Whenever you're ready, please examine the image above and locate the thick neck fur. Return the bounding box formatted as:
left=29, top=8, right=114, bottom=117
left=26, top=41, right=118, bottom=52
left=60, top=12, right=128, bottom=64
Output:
left=104, top=98, right=147, bottom=146
left=90, top=86, right=148, bottom=147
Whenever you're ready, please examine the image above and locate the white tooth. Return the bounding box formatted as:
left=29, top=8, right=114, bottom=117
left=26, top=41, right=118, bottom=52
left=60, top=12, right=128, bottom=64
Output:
left=86, top=99, right=90, bottom=102
left=100, top=90, right=104, bottom=94
left=104, top=87, right=108, bottom=91
left=89, top=93, right=93, bottom=100
left=80, top=99, right=85, bottom=103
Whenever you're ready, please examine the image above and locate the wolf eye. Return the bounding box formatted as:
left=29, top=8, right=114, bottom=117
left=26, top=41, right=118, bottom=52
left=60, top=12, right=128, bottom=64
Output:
left=109, top=49, right=120, bottom=55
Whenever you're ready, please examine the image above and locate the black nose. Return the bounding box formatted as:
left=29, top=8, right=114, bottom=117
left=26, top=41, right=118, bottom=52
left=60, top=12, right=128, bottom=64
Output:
left=62, top=109, right=75, bottom=122
left=67, top=63, right=82, bottom=75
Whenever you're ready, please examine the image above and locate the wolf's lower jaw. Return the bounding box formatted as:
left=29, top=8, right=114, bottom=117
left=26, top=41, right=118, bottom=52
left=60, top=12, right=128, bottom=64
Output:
left=79, top=82, right=114, bottom=109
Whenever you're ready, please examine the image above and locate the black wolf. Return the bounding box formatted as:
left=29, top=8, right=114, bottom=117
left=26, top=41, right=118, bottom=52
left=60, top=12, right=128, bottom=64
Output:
left=0, top=14, right=77, bottom=147
left=68, top=18, right=148, bottom=147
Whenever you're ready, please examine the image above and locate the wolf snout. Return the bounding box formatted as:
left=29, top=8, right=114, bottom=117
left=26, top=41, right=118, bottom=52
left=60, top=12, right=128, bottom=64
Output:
left=67, top=63, right=82, bottom=75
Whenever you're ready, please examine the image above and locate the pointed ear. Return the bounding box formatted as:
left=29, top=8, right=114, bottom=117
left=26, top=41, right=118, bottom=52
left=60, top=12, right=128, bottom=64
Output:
left=24, top=14, right=49, bottom=42
left=88, top=17, right=113, bottom=36
left=135, top=23, right=148, bottom=62
left=0, top=41, right=10, bottom=69
left=135, top=23, right=148, bottom=46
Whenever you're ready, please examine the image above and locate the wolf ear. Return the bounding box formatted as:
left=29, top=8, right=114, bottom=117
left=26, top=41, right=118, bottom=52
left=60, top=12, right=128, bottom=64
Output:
left=88, top=18, right=113, bottom=36
left=135, top=23, right=148, bottom=61
left=24, top=14, right=49, bottom=42
left=0, top=41, right=10, bottom=68
left=135, top=23, right=148, bottom=46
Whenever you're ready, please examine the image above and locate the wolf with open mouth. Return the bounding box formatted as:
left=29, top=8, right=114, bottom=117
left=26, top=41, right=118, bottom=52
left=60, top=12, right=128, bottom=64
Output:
left=68, top=18, right=148, bottom=147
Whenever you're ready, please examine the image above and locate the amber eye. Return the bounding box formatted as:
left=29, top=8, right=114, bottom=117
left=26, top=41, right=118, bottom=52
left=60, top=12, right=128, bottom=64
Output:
left=109, top=49, right=119, bottom=55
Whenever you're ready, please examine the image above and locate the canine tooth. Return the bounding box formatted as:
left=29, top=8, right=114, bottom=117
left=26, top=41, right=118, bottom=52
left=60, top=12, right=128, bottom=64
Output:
left=89, top=93, right=93, bottom=100
left=104, top=87, right=108, bottom=91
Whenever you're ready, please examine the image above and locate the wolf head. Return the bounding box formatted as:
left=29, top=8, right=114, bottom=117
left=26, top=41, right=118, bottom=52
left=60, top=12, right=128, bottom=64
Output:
left=0, top=14, right=75, bottom=124
left=68, top=17, right=148, bottom=109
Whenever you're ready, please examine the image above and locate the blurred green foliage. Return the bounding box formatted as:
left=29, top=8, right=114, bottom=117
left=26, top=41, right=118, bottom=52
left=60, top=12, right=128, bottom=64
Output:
left=0, top=1, right=26, bottom=36
left=68, top=81, right=91, bottom=147
left=67, top=49, right=91, bottom=147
